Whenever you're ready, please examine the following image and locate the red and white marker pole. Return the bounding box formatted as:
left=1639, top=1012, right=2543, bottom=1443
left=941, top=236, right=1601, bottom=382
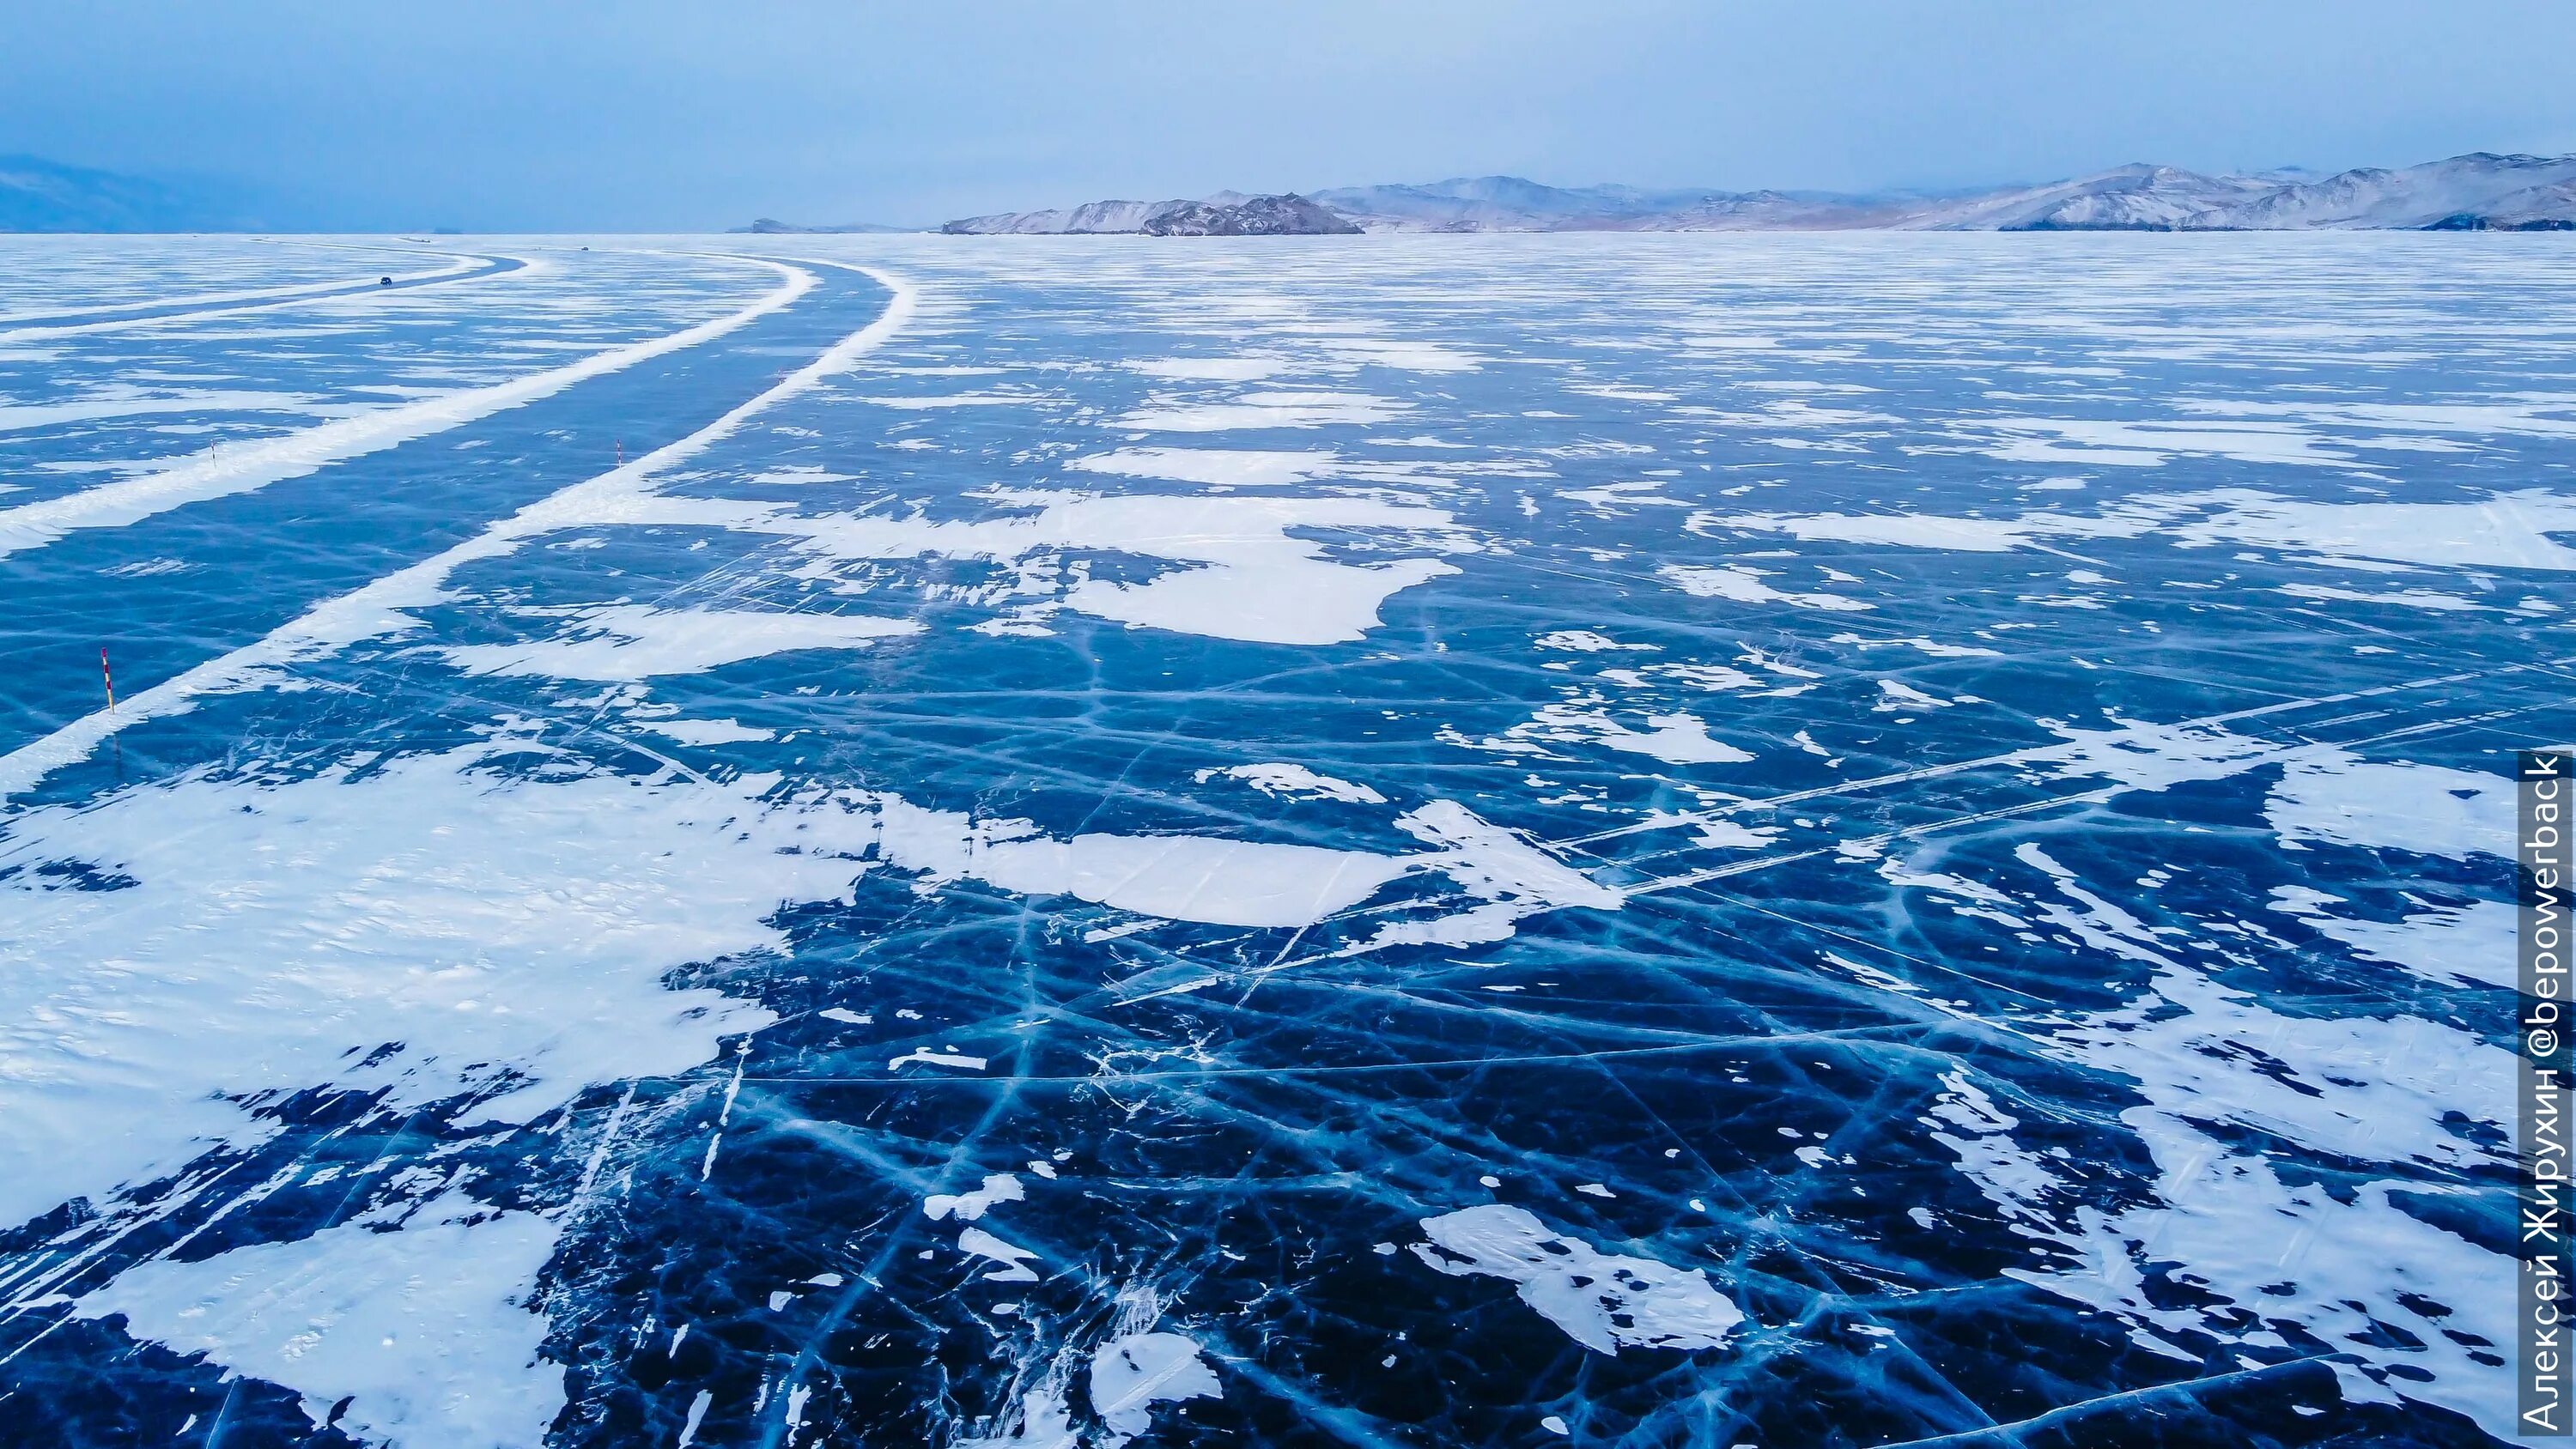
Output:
left=100, top=646, right=117, bottom=712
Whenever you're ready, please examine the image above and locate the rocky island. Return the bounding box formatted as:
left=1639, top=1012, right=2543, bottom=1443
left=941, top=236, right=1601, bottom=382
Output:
left=942, top=191, right=1358, bottom=236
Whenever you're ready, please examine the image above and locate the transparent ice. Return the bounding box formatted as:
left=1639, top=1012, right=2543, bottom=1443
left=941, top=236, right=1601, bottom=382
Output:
left=0, top=232, right=2565, bottom=1447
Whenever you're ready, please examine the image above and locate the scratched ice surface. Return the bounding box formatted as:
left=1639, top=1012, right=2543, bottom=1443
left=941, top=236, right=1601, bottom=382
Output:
left=0, top=234, right=2566, bottom=1448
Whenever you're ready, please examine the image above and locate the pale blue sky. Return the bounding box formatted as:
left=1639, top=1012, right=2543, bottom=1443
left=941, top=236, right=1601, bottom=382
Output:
left=4, top=0, right=2572, bottom=230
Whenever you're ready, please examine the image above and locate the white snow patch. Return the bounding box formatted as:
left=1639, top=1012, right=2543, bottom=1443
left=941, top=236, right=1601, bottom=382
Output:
left=0, top=741, right=836, bottom=1231
left=445, top=603, right=920, bottom=682
left=1661, top=564, right=1872, bottom=612
left=1412, top=1204, right=1741, bottom=1354
left=1194, top=762, right=1387, bottom=804
left=1470, top=698, right=1753, bottom=767
left=1127, top=357, right=1287, bottom=382
left=1874, top=680, right=1955, bottom=712
left=1916, top=849, right=2520, bottom=1434
left=1829, top=633, right=2002, bottom=658
left=1535, top=630, right=1654, bottom=653
left=635, top=717, right=775, bottom=745
left=677, top=490, right=1473, bottom=646
left=2265, top=755, right=2511, bottom=860
left=77, top=1191, right=564, bottom=1449
left=958, top=1227, right=1042, bottom=1283
left=869, top=796, right=1410, bottom=930
left=1069, top=447, right=1338, bottom=487
left=1397, top=802, right=1622, bottom=915
left=1115, top=390, right=1410, bottom=432
left=2279, top=583, right=2486, bottom=612
left=1693, top=488, right=2576, bottom=573
left=926, top=1173, right=1025, bottom=1222
left=2271, top=887, right=2518, bottom=989
left=1089, top=1332, right=1221, bottom=1441
left=890, top=1049, right=988, bottom=1072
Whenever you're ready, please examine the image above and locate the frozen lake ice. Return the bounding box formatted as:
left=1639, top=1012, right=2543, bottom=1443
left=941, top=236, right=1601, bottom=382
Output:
left=0, top=231, right=2567, bottom=1447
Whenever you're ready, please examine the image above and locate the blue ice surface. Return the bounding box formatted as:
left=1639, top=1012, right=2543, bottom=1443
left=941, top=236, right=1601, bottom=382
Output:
left=0, top=232, right=2566, bottom=1448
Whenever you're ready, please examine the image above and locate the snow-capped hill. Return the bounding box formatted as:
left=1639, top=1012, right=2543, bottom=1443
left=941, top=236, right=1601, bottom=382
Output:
left=943, top=198, right=1170, bottom=234
left=2188, top=152, right=2576, bottom=229
left=1311, top=177, right=1707, bottom=231
left=2192, top=166, right=2407, bottom=229
left=938, top=152, right=2576, bottom=235
left=1908, top=165, right=2277, bottom=231
left=1631, top=190, right=1882, bottom=230
left=730, top=217, right=917, bottom=234
left=942, top=193, right=1356, bottom=236
left=2472, top=179, right=2576, bottom=231
left=1142, top=195, right=1359, bottom=236
left=0, top=155, right=252, bottom=232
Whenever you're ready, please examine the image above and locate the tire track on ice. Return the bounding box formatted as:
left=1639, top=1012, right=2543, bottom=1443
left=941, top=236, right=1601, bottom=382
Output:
left=0, top=261, right=920, bottom=803
left=0, top=251, right=802, bottom=561
left=0, top=247, right=510, bottom=334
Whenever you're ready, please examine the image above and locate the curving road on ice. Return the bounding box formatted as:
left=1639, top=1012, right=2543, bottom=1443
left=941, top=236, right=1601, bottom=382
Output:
left=0, top=258, right=915, bottom=800
left=0, top=250, right=530, bottom=341
left=0, top=253, right=902, bottom=769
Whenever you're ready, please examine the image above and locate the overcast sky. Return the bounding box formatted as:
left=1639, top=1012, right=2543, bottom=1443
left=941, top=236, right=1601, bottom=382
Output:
left=5, top=0, right=2573, bottom=230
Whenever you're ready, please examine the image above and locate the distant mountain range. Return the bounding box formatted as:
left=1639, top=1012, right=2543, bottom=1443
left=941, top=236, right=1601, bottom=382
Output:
left=0, top=155, right=261, bottom=233
left=9, top=149, right=2571, bottom=235
left=942, top=151, right=2576, bottom=235
left=939, top=191, right=1359, bottom=237
left=729, top=217, right=915, bottom=234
